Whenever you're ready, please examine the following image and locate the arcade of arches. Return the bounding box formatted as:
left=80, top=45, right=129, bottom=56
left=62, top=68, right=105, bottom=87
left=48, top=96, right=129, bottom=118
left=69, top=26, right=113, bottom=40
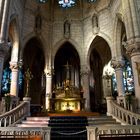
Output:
left=0, top=0, right=140, bottom=114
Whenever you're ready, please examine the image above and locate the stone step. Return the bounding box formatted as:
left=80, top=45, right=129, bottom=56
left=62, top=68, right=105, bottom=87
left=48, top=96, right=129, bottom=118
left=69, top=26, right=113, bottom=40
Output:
left=17, top=117, right=50, bottom=127
left=87, top=116, right=120, bottom=126
left=88, top=121, right=120, bottom=125
left=21, top=121, right=49, bottom=125
left=17, top=124, right=48, bottom=127
left=26, top=117, right=50, bottom=121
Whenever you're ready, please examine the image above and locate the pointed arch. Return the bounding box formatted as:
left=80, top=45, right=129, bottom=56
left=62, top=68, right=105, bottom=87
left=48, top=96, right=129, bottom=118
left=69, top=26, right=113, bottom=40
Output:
left=8, top=15, right=20, bottom=62
left=21, top=33, right=49, bottom=65
left=52, top=39, right=81, bottom=67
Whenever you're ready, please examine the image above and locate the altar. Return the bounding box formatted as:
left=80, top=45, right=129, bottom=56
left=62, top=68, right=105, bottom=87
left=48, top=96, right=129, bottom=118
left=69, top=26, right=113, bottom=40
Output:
left=50, top=79, right=85, bottom=112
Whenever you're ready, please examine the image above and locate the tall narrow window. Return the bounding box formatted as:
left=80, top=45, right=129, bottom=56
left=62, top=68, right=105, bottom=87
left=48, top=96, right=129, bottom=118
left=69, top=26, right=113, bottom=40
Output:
left=123, top=58, right=134, bottom=93
left=1, top=66, right=11, bottom=96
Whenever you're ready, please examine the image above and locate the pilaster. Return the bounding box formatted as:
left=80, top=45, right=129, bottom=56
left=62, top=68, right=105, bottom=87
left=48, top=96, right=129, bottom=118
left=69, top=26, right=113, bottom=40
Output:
left=44, top=67, right=54, bottom=111
left=80, top=66, right=90, bottom=111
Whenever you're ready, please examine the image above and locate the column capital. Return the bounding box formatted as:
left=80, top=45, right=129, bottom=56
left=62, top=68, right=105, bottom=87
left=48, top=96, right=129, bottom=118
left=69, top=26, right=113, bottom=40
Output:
left=44, top=67, right=54, bottom=77
left=111, top=59, right=125, bottom=69
left=9, top=61, right=21, bottom=71
left=80, top=66, right=90, bottom=76
left=126, top=40, right=140, bottom=56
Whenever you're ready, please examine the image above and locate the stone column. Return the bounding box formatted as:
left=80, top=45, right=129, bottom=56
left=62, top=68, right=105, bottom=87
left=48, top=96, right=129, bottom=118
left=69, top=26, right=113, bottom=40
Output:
left=9, top=61, right=21, bottom=97
left=0, top=0, right=4, bottom=22
left=111, top=59, right=125, bottom=96
left=80, top=66, right=90, bottom=111
left=44, top=68, right=53, bottom=111
left=0, top=0, right=11, bottom=42
left=126, top=42, right=140, bottom=108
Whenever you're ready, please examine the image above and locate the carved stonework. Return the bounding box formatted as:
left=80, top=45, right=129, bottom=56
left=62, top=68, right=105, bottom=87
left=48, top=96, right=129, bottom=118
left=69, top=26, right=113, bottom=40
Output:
left=45, top=68, right=54, bottom=77
left=111, top=59, right=125, bottom=69
left=80, top=66, right=90, bottom=76
left=9, top=62, right=19, bottom=70
left=126, top=41, right=140, bottom=56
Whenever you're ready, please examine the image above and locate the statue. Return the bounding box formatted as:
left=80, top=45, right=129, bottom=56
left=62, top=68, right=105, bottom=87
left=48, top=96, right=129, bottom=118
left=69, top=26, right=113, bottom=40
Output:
left=24, top=68, right=33, bottom=97
left=92, top=14, right=98, bottom=28
left=92, top=14, right=99, bottom=34
left=34, top=6, right=42, bottom=33
left=64, top=20, right=70, bottom=38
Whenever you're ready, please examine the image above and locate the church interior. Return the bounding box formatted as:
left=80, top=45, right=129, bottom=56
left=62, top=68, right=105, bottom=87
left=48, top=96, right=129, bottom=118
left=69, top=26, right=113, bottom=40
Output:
left=0, top=0, right=140, bottom=140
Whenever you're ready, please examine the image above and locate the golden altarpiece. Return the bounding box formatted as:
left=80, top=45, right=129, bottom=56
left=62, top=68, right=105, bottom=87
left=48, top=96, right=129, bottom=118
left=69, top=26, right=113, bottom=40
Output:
left=50, top=63, right=85, bottom=112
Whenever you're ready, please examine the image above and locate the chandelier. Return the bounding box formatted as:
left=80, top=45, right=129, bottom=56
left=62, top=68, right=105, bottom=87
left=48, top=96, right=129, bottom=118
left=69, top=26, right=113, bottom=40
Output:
left=36, top=0, right=97, bottom=8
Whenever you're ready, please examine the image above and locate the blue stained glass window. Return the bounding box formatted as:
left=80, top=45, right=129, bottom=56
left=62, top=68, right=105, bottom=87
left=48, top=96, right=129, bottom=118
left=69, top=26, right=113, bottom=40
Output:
left=1, top=67, right=11, bottom=95
left=1, top=67, right=23, bottom=96
left=123, top=59, right=134, bottom=93
left=88, top=0, right=97, bottom=2
left=19, top=69, right=23, bottom=91
left=58, top=0, right=75, bottom=8
left=36, top=0, right=47, bottom=4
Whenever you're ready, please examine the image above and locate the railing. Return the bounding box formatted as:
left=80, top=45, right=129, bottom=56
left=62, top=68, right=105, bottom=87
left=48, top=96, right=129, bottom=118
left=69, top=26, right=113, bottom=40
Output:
left=0, top=127, right=51, bottom=140
left=106, top=97, right=140, bottom=125
left=0, top=97, right=31, bottom=127
left=87, top=125, right=140, bottom=140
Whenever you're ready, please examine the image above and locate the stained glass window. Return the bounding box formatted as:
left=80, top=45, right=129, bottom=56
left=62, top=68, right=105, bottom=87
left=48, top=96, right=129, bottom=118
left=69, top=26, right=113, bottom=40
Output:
left=1, top=67, right=11, bottom=95
left=1, top=66, right=23, bottom=96
left=19, top=69, right=23, bottom=91
left=58, top=0, right=75, bottom=8
left=88, top=0, right=97, bottom=3
left=36, top=0, right=47, bottom=4
left=123, top=59, right=134, bottom=93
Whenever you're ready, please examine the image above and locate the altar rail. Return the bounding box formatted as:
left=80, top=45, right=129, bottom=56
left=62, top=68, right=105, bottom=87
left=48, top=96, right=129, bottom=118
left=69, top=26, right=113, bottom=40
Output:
left=0, top=97, right=31, bottom=127
left=87, top=125, right=140, bottom=140
left=106, top=97, right=140, bottom=125
left=0, top=127, right=50, bottom=140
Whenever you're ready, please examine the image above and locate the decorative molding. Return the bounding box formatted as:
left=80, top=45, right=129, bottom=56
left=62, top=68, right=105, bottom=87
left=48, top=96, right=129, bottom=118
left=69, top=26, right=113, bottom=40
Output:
left=44, top=67, right=54, bottom=76
left=111, top=59, right=125, bottom=69
left=9, top=61, right=19, bottom=70
left=126, top=41, right=140, bottom=56
left=9, top=61, right=21, bottom=70
left=80, top=66, right=90, bottom=76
